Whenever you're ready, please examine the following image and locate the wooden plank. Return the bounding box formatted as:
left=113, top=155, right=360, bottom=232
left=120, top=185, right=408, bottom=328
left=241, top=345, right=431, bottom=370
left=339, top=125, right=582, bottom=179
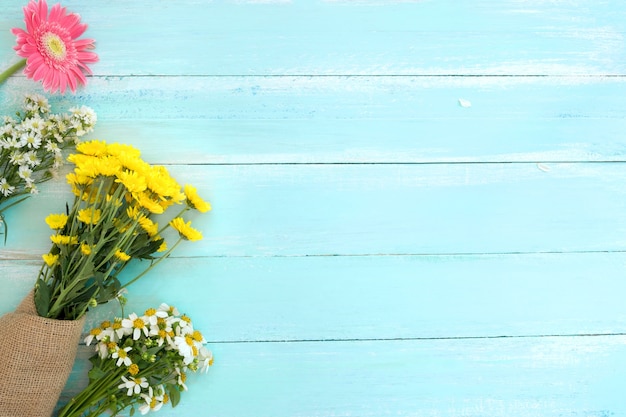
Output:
left=52, top=117, right=626, bottom=165
left=2, top=76, right=626, bottom=164
left=2, top=162, right=626, bottom=257
left=3, top=252, right=626, bottom=341
left=58, top=335, right=626, bottom=416
left=10, top=75, right=626, bottom=120
left=2, top=1, right=625, bottom=76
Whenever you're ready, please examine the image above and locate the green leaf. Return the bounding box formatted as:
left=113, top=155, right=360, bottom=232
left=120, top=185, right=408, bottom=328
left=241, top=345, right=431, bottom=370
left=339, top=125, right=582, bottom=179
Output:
left=34, top=279, right=50, bottom=317
left=169, top=386, right=181, bottom=408
left=88, top=366, right=106, bottom=381
left=130, top=235, right=164, bottom=260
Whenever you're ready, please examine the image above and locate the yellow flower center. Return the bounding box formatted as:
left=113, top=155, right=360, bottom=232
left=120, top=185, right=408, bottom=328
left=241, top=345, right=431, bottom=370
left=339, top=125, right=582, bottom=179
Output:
left=89, top=328, right=102, bottom=336
left=185, top=335, right=194, bottom=347
left=128, top=364, right=140, bottom=376
left=118, top=349, right=128, bottom=359
left=145, top=308, right=157, bottom=316
left=43, top=32, right=66, bottom=60
left=133, top=318, right=145, bottom=329
left=150, top=397, right=157, bottom=409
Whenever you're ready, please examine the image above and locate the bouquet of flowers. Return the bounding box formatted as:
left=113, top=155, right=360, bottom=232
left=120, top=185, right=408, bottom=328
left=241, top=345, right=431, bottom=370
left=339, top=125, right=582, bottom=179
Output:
left=36, top=139, right=210, bottom=320
left=58, top=306, right=213, bottom=416
left=0, top=94, right=96, bottom=241
left=0, top=140, right=210, bottom=416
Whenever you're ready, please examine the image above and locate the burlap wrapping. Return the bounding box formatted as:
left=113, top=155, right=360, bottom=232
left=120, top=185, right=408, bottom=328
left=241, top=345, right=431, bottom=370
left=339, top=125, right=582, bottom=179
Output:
left=0, top=291, right=85, bottom=417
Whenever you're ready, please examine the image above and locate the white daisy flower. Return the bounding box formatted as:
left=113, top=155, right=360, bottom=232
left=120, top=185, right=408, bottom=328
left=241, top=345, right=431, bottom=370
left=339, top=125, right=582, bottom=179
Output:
left=144, top=307, right=168, bottom=327
left=9, top=151, right=25, bottom=165
left=84, top=327, right=104, bottom=346
left=139, top=386, right=164, bottom=415
left=174, top=334, right=197, bottom=365
left=23, top=151, right=41, bottom=167
left=122, top=313, right=150, bottom=340
left=118, top=376, right=148, bottom=397
left=0, top=178, right=15, bottom=197
left=112, top=346, right=132, bottom=367
left=18, top=165, right=32, bottom=180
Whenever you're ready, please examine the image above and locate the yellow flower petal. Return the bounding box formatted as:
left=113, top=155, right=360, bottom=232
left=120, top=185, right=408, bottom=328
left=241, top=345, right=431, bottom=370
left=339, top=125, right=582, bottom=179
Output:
left=45, top=213, right=68, bottom=230
left=50, top=234, right=79, bottom=245
left=114, top=249, right=131, bottom=262
left=184, top=184, right=211, bottom=213
left=42, top=253, right=59, bottom=267
left=80, top=243, right=92, bottom=255
left=115, top=170, right=147, bottom=194
left=76, top=140, right=108, bottom=156
left=169, top=217, right=203, bottom=241
left=77, top=208, right=102, bottom=225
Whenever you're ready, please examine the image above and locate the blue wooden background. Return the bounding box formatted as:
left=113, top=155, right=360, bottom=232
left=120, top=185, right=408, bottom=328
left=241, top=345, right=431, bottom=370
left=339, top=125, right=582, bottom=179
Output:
left=2, top=0, right=626, bottom=415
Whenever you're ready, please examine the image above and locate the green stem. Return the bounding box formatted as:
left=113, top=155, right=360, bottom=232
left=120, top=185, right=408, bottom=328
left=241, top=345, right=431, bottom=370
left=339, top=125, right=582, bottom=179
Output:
left=57, top=364, right=124, bottom=417
left=0, top=59, right=26, bottom=85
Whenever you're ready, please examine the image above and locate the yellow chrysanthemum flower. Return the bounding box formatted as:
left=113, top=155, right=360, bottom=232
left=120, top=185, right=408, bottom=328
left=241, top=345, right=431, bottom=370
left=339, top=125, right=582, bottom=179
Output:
left=42, top=253, right=59, bottom=267
left=138, top=216, right=158, bottom=237
left=80, top=243, right=92, bottom=255
left=184, top=184, right=211, bottom=213
left=115, top=170, right=147, bottom=194
left=146, top=165, right=181, bottom=199
left=50, top=234, right=79, bottom=245
left=45, top=213, right=68, bottom=230
left=135, top=192, right=164, bottom=214
left=114, top=249, right=131, bottom=262
left=77, top=208, right=102, bottom=225
left=76, top=140, right=108, bottom=156
left=157, top=240, right=167, bottom=252
left=169, top=217, right=203, bottom=241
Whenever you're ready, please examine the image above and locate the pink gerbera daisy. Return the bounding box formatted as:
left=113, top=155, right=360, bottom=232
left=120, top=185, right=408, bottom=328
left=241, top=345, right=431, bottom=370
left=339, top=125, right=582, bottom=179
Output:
left=11, top=0, right=98, bottom=94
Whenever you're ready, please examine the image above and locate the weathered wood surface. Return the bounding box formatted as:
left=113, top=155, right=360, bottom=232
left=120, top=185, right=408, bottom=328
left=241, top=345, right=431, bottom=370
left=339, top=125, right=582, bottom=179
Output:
left=1, top=1, right=626, bottom=416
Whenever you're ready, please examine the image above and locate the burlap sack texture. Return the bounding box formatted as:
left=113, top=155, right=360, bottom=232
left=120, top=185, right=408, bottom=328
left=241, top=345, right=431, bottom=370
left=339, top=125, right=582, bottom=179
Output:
left=0, top=290, right=86, bottom=417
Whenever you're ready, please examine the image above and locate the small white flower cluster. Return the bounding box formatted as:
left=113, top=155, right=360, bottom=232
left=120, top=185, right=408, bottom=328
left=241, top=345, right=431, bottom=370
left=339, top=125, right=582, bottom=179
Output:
left=84, top=304, right=213, bottom=415
left=0, top=94, right=96, bottom=198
